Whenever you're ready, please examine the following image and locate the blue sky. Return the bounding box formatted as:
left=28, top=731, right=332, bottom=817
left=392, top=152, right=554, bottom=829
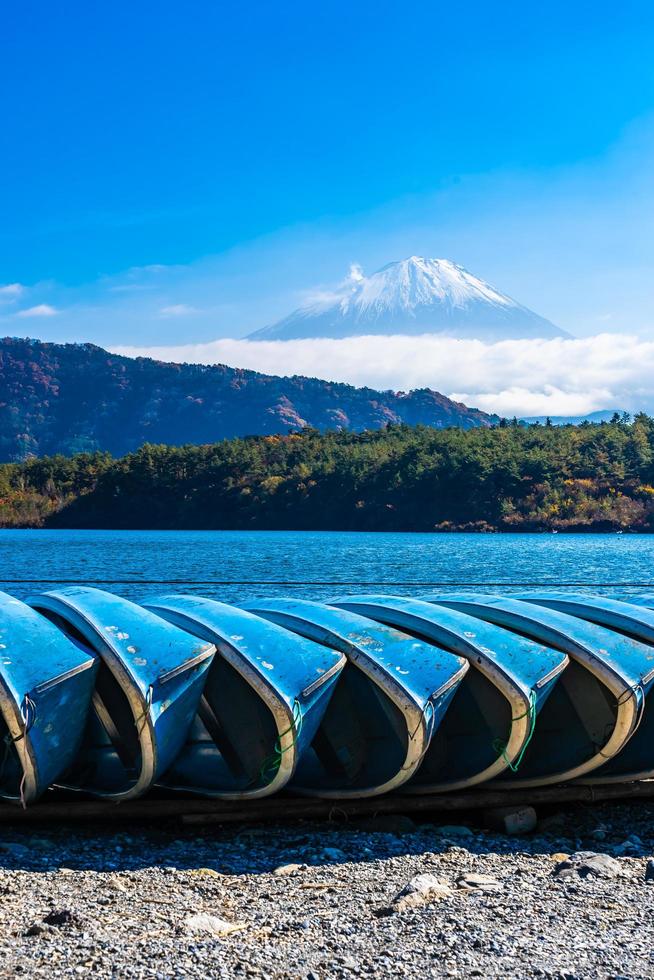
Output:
left=1, top=0, right=654, bottom=351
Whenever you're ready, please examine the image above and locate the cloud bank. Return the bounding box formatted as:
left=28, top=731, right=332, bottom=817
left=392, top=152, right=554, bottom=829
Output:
left=111, top=332, right=654, bottom=418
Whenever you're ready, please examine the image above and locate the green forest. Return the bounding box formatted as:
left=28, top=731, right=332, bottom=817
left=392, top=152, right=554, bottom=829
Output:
left=1, top=414, right=654, bottom=532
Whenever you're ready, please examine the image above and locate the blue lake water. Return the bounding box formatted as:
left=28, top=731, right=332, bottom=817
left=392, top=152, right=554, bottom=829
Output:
left=1, top=529, right=653, bottom=604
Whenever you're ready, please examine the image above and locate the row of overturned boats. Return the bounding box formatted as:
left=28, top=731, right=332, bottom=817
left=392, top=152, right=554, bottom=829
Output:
left=2, top=587, right=654, bottom=806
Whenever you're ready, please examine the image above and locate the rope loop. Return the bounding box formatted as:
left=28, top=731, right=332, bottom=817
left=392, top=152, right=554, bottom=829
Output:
left=257, top=698, right=303, bottom=785
left=596, top=682, right=646, bottom=758
left=5, top=694, right=37, bottom=748
left=408, top=698, right=435, bottom=742
left=133, top=685, right=154, bottom=737
left=493, top=689, right=538, bottom=773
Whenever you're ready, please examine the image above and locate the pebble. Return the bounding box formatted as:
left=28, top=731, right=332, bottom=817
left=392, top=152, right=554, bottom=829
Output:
left=0, top=841, right=30, bottom=857
left=437, top=825, right=475, bottom=838
left=184, top=913, right=247, bottom=936
left=457, top=872, right=503, bottom=892
left=485, top=805, right=538, bottom=835
left=273, top=863, right=305, bottom=876
left=43, top=908, right=85, bottom=929
left=613, top=833, right=644, bottom=855
left=318, top=847, right=346, bottom=862
left=553, top=851, right=622, bottom=880
left=389, top=872, right=452, bottom=911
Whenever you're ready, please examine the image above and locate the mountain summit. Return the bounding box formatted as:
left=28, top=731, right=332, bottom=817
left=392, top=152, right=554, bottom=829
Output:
left=249, top=256, right=567, bottom=341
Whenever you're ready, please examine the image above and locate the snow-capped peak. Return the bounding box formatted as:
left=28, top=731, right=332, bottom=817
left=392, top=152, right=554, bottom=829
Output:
left=340, top=256, right=515, bottom=321
left=248, top=256, right=567, bottom=341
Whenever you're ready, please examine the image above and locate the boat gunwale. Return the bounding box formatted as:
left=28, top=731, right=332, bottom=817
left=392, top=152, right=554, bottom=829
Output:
left=146, top=598, right=347, bottom=704
left=156, top=645, right=216, bottom=687
left=33, top=658, right=97, bottom=695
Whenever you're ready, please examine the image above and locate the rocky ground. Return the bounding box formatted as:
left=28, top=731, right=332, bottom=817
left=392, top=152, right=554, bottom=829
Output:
left=0, top=802, right=653, bottom=978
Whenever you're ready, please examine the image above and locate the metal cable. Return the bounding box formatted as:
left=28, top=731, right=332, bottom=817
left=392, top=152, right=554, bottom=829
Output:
left=1, top=579, right=654, bottom=587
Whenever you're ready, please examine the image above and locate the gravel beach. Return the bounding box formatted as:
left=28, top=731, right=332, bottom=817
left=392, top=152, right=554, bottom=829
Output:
left=1, top=801, right=653, bottom=979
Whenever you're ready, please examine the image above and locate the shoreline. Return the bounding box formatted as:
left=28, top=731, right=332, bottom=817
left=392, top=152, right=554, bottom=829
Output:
left=0, top=524, right=651, bottom=533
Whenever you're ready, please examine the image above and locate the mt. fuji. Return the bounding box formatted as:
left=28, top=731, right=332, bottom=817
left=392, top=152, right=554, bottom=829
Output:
left=248, top=256, right=567, bottom=341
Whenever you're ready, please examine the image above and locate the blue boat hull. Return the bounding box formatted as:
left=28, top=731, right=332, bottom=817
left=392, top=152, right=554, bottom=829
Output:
left=29, top=588, right=215, bottom=800
left=242, top=598, right=468, bottom=797
left=514, top=593, right=654, bottom=781
left=332, top=596, right=567, bottom=790
left=145, top=596, right=347, bottom=799
left=427, top=594, right=644, bottom=785
left=0, top=592, right=97, bottom=804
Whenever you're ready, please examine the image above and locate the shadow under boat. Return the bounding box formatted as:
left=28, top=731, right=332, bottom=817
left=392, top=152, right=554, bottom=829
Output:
left=144, top=595, right=347, bottom=799
left=0, top=592, right=97, bottom=805
left=241, top=598, right=468, bottom=798
left=29, top=587, right=215, bottom=800
left=513, top=592, right=654, bottom=783
left=424, top=594, right=645, bottom=787
left=330, top=595, right=567, bottom=791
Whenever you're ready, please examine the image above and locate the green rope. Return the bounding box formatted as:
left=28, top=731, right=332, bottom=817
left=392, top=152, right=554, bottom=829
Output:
left=493, top=689, right=538, bottom=773
left=258, top=698, right=303, bottom=785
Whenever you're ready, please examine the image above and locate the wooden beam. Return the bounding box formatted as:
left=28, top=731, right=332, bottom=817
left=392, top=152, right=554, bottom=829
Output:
left=0, top=780, right=651, bottom=825
left=181, top=780, right=654, bottom=825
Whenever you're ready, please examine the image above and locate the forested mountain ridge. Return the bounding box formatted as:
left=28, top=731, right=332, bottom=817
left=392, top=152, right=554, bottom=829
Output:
left=1, top=415, right=653, bottom=531
left=0, top=337, right=493, bottom=461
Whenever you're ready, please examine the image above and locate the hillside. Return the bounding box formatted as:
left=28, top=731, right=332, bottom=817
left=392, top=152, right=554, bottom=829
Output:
left=249, top=256, right=566, bottom=341
left=1, top=415, right=653, bottom=531
left=0, top=337, right=494, bottom=462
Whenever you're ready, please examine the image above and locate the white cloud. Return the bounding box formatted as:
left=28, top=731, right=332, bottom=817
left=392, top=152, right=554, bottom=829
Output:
left=297, top=263, right=367, bottom=310
left=110, top=333, right=654, bottom=417
left=15, top=304, right=59, bottom=318
left=450, top=386, right=617, bottom=418
left=159, top=304, right=202, bottom=317
left=0, top=283, right=25, bottom=300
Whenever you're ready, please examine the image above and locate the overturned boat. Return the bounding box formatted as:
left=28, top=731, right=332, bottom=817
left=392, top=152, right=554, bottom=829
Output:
left=29, top=587, right=215, bottom=800
left=512, top=593, right=654, bottom=783
left=242, top=598, right=468, bottom=797
left=144, top=595, right=347, bottom=799
left=331, top=595, right=567, bottom=791
left=0, top=592, right=97, bottom=805
left=425, top=594, right=645, bottom=786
